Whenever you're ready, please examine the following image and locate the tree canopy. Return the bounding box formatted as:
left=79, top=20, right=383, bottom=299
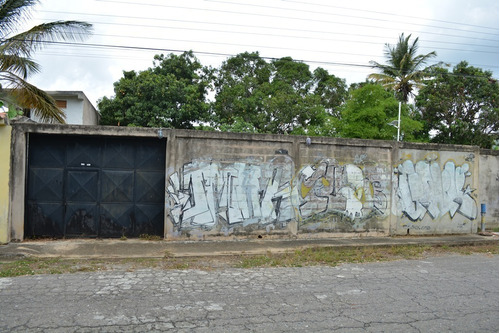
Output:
left=211, top=52, right=347, bottom=134
left=416, top=61, right=499, bottom=148
left=99, top=51, right=212, bottom=128
left=211, top=52, right=272, bottom=132
left=0, top=0, right=93, bottom=123
left=337, top=83, right=423, bottom=140
left=95, top=43, right=499, bottom=150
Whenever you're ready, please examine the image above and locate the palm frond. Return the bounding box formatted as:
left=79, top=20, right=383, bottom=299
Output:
left=0, top=0, right=39, bottom=37
left=0, top=53, right=39, bottom=78
left=0, top=0, right=92, bottom=123
left=0, top=71, right=65, bottom=123
left=412, top=52, right=438, bottom=71
left=2, top=21, right=93, bottom=58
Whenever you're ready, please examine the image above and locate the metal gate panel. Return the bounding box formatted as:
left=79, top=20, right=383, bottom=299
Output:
left=64, top=170, right=99, bottom=236
left=65, top=203, right=98, bottom=236
left=66, top=170, right=99, bottom=202
left=26, top=134, right=166, bottom=238
left=101, top=170, right=135, bottom=202
left=135, top=171, right=165, bottom=203
left=102, top=139, right=135, bottom=169
left=28, top=168, right=64, bottom=202
left=66, top=139, right=101, bottom=168
left=28, top=136, right=65, bottom=168
left=136, top=143, right=165, bottom=170
left=26, top=136, right=65, bottom=236
left=99, top=203, right=134, bottom=237
left=135, top=204, right=164, bottom=235
left=26, top=203, right=64, bottom=237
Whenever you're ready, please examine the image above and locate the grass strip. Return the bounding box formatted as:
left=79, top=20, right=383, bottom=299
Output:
left=0, top=243, right=497, bottom=278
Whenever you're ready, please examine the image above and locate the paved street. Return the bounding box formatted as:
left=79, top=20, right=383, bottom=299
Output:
left=0, top=253, right=498, bottom=332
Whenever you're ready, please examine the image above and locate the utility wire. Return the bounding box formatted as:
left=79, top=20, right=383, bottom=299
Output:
left=25, top=39, right=500, bottom=79
left=93, top=0, right=499, bottom=39
left=21, top=39, right=382, bottom=68
left=40, top=10, right=499, bottom=49
left=92, top=0, right=499, bottom=32
left=35, top=47, right=498, bottom=74
left=46, top=19, right=495, bottom=55
left=281, top=0, right=499, bottom=31
left=206, top=0, right=499, bottom=35
left=21, top=33, right=499, bottom=73
left=83, top=33, right=389, bottom=59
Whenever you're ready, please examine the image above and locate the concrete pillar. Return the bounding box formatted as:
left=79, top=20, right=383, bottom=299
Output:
left=0, top=125, right=12, bottom=243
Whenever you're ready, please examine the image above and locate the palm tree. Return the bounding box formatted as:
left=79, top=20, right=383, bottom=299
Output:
left=368, top=33, right=440, bottom=103
left=0, top=0, right=92, bottom=123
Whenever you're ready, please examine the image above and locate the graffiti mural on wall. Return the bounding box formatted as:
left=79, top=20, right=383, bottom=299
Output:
left=296, top=160, right=389, bottom=222
left=167, top=155, right=296, bottom=231
left=166, top=155, right=391, bottom=232
left=394, top=159, right=477, bottom=221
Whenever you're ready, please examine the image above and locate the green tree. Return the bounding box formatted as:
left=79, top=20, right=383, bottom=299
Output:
left=98, top=52, right=212, bottom=128
left=212, top=52, right=271, bottom=131
left=312, top=67, right=347, bottom=118
left=416, top=61, right=499, bottom=148
left=212, top=52, right=345, bottom=135
left=265, top=57, right=326, bottom=134
left=368, top=33, right=441, bottom=103
left=0, top=0, right=92, bottom=123
left=218, top=116, right=257, bottom=133
left=338, top=83, right=422, bottom=140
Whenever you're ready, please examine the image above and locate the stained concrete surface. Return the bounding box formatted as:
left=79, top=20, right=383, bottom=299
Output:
left=0, top=234, right=498, bottom=259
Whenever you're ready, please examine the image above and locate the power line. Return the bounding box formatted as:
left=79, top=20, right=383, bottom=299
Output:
left=206, top=0, right=499, bottom=35
left=35, top=47, right=498, bottom=73
left=40, top=30, right=498, bottom=66
left=40, top=10, right=499, bottom=49
left=279, top=0, right=499, bottom=31
left=53, top=19, right=496, bottom=55
left=86, top=33, right=388, bottom=60
left=34, top=3, right=499, bottom=73
left=27, top=39, right=500, bottom=78
left=11, top=3, right=496, bottom=72
left=23, top=39, right=379, bottom=68
left=93, top=0, right=499, bottom=39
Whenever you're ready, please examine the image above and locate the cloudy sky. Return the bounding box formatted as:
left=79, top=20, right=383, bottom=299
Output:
left=25, top=0, right=499, bottom=108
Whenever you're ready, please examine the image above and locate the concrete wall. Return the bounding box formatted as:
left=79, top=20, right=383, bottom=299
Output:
left=479, top=149, right=499, bottom=230
left=392, top=143, right=480, bottom=235
left=6, top=123, right=498, bottom=242
left=0, top=125, right=11, bottom=244
left=164, top=132, right=394, bottom=239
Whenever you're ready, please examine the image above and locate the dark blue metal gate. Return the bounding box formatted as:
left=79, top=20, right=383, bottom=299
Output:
left=26, top=134, right=166, bottom=238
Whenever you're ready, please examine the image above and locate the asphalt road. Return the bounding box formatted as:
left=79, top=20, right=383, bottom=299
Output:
left=0, top=253, right=498, bottom=332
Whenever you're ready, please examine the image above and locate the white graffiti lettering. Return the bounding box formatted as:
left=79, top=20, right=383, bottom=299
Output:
left=167, top=155, right=479, bottom=234
left=297, top=161, right=390, bottom=221
left=167, top=155, right=296, bottom=231
left=167, top=157, right=391, bottom=232
left=395, top=160, right=477, bottom=221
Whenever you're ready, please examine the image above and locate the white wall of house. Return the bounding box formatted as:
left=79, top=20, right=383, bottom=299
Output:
left=30, top=91, right=99, bottom=125
left=63, top=97, right=85, bottom=124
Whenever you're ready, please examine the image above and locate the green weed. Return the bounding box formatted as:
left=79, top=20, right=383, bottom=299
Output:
left=139, top=234, right=163, bottom=241
left=0, top=243, right=497, bottom=277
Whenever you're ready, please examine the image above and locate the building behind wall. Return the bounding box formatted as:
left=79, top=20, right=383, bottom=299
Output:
left=27, top=91, right=99, bottom=125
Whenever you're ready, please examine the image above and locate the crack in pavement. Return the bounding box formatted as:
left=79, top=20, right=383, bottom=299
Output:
left=0, top=254, right=497, bottom=332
